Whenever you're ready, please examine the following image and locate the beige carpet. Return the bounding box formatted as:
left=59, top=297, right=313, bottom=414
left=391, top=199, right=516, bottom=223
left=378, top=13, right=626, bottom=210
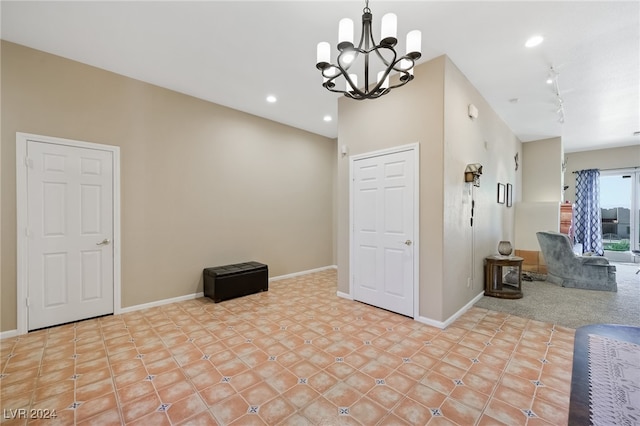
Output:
left=474, top=262, right=640, bottom=329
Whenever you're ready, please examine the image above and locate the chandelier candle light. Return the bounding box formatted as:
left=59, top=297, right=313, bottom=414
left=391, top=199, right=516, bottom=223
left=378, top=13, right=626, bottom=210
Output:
left=316, top=0, right=422, bottom=100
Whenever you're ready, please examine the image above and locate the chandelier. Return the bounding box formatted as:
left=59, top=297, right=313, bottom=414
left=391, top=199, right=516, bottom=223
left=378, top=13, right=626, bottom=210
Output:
left=315, top=0, right=421, bottom=100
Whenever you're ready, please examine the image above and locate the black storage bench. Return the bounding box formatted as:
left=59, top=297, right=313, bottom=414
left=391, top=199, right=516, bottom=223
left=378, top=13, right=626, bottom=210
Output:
left=203, top=261, right=268, bottom=303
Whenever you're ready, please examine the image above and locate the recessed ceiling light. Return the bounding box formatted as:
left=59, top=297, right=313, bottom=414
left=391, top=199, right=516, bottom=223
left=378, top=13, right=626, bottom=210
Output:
left=266, top=95, right=277, bottom=103
left=525, top=35, right=544, bottom=48
left=323, top=115, right=332, bottom=122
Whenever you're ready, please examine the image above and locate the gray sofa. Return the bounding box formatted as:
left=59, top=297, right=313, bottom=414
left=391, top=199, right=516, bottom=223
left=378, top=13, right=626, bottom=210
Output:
left=536, top=231, right=617, bottom=291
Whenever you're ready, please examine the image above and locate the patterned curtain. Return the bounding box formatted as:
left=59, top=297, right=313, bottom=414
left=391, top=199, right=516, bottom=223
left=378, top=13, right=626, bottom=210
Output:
left=574, top=169, right=603, bottom=255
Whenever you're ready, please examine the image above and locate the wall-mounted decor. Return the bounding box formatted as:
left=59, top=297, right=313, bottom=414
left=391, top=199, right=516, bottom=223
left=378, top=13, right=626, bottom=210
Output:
left=464, top=163, right=483, bottom=187
left=497, top=183, right=505, bottom=204
left=506, top=183, right=513, bottom=207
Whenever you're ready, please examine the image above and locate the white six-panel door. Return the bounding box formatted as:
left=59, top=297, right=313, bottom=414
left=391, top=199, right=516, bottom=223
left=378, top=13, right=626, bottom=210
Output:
left=352, top=147, right=416, bottom=317
left=26, top=140, right=114, bottom=330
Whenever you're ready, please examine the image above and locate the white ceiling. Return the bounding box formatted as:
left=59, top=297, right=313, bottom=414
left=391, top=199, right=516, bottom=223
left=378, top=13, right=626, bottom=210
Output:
left=1, top=1, right=639, bottom=153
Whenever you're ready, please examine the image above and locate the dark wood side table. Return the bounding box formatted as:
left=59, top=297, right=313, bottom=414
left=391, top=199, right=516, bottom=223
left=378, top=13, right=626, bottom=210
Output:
left=569, top=324, right=640, bottom=425
left=484, top=255, right=523, bottom=299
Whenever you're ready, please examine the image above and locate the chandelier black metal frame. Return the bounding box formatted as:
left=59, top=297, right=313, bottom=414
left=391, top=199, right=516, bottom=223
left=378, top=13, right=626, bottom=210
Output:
left=316, top=0, right=421, bottom=100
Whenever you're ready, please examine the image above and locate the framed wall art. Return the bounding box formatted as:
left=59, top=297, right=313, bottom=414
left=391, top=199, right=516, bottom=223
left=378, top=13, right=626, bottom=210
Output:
left=497, top=183, right=505, bottom=204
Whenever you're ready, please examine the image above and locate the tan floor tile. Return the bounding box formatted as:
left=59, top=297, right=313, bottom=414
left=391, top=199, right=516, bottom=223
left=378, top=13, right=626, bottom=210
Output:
left=301, top=396, right=340, bottom=424
left=166, top=393, right=207, bottom=424
left=76, top=407, right=123, bottom=425
left=408, top=382, right=447, bottom=407
left=476, top=413, right=510, bottom=425
left=76, top=377, right=114, bottom=402
left=146, top=357, right=180, bottom=376
left=127, top=411, right=171, bottom=426
left=532, top=396, right=570, bottom=424
left=230, top=370, right=262, bottom=392
left=450, top=384, right=490, bottom=411
left=360, top=360, right=393, bottom=380
left=121, top=392, right=162, bottom=423
left=441, top=397, right=482, bottom=425
left=113, top=367, right=148, bottom=390
left=534, top=385, right=570, bottom=408
left=254, top=396, right=295, bottom=425
left=75, top=392, right=118, bottom=423
left=228, top=413, right=268, bottom=425
left=536, top=368, right=566, bottom=391
left=0, top=390, right=32, bottom=412
left=282, top=384, right=321, bottom=408
left=174, top=409, right=219, bottom=425
left=432, top=361, right=466, bottom=382
left=505, top=359, right=542, bottom=381
left=5, top=357, right=45, bottom=374
left=323, top=382, right=362, bottom=407
left=265, top=369, right=298, bottom=394
left=210, top=393, right=249, bottom=424
left=420, top=371, right=455, bottom=395
left=30, top=389, right=75, bottom=412
left=483, top=398, right=528, bottom=426
left=378, top=413, right=411, bottom=425
left=392, top=396, right=432, bottom=425
left=216, top=358, right=249, bottom=377
left=35, top=366, right=75, bottom=388
left=117, top=380, right=156, bottom=405
left=157, top=380, right=196, bottom=403
left=1, top=367, right=39, bottom=386
left=199, top=383, right=236, bottom=407
left=498, top=373, right=536, bottom=396
left=75, top=358, right=109, bottom=375
left=240, top=382, right=279, bottom=406
left=307, top=371, right=337, bottom=394
left=426, top=414, right=459, bottom=425
left=153, top=368, right=188, bottom=389
left=140, top=348, right=172, bottom=364
left=0, top=270, right=575, bottom=426
left=493, top=383, right=534, bottom=410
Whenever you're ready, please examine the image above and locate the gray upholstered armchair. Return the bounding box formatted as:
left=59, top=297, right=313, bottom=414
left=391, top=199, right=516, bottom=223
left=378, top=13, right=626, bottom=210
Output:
left=536, top=231, right=617, bottom=292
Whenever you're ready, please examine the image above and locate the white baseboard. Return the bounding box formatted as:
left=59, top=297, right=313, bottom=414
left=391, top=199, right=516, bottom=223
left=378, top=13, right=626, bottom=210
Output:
left=118, top=292, right=205, bottom=314
left=118, top=265, right=337, bottom=314
left=0, top=329, right=19, bottom=340
left=336, top=291, right=353, bottom=300
left=416, top=291, right=485, bottom=329
left=2, top=265, right=339, bottom=337
left=269, top=265, right=337, bottom=282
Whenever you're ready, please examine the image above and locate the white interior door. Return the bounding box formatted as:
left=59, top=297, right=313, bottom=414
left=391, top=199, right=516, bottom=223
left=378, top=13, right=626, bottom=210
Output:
left=352, top=148, right=416, bottom=317
left=27, top=140, right=114, bottom=330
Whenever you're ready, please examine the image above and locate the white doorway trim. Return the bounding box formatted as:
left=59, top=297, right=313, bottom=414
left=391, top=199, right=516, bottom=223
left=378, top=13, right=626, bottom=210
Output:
left=16, top=132, right=121, bottom=335
left=349, top=142, right=420, bottom=319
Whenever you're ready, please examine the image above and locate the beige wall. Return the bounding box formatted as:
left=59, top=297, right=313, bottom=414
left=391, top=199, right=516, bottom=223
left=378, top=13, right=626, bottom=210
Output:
left=337, top=56, right=446, bottom=320
left=337, top=55, right=521, bottom=323
left=515, top=137, right=563, bottom=251
left=1, top=41, right=336, bottom=332
left=515, top=202, right=561, bottom=251
left=522, top=137, right=563, bottom=202
left=564, top=145, right=640, bottom=203
left=442, top=58, right=521, bottom=320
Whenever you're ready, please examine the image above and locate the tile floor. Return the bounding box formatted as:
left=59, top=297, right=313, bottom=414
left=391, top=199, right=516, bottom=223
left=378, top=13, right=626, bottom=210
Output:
left=0, top=269, right=575, bottom=425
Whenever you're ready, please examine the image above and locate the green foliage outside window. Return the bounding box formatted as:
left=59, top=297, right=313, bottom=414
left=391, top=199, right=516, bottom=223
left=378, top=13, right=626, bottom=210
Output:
left=603, top=239, right=630, bottom=251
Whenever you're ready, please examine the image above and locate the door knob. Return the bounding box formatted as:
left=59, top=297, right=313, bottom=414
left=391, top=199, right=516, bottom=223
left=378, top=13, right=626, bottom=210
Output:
left=96, top=238, right=111, bottom=246
left=404, top=240, right=412, bottom=246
